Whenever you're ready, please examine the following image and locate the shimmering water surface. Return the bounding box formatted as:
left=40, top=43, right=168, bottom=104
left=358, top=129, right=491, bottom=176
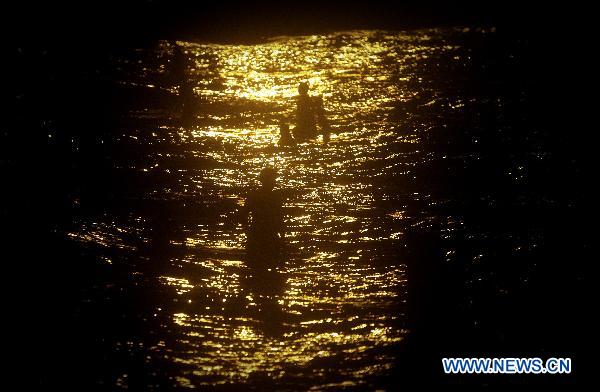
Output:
left=61, top=27, right=533, bottom=389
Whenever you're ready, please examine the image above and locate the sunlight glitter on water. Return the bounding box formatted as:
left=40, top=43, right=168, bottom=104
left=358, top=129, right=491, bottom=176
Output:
left=64, top=28, right=475, bottom=387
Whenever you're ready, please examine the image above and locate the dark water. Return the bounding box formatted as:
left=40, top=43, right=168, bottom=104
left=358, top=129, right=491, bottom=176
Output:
left=5, top=27, right=591, bottom=389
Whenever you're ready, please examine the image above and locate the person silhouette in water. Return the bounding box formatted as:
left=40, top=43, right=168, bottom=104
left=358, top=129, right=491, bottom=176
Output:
left=278, top=122, right=296, bottom=147
left=292, top=82, right=318, bottom=141
left=169, top=43, right=188, bottom=87
left=245, top=168, right=285, bottom=270
left=292, top=82, right=331, bottom=143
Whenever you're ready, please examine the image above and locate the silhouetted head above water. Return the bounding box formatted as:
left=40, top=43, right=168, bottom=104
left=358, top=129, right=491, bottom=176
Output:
left=298, top=82, right=309, bottom=96
left=258, top=167, right=277, bottom=190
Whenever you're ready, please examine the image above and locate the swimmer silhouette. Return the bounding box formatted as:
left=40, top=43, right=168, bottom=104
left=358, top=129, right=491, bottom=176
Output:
left=291, top=82, right=331, bottom=143
left=241, top=263, right=287, bottom=337
left=292, top=82, right=318, bottom=141
left=244, top=168, right=285, bottom=271
left=278, top=122, right=296, bottom=147
left=169, top=43, right=188, bottom=87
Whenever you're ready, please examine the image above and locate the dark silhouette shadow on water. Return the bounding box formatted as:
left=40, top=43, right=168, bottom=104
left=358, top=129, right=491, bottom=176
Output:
left=241, top=167, right=288, bottom=336
left=244, top=167, right=285, bottom=270
left=242, top=267, right=287, bottom=337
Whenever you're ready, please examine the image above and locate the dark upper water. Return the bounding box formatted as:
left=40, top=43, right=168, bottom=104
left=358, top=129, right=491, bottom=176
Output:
left=5, top=26, right=590, bottom=390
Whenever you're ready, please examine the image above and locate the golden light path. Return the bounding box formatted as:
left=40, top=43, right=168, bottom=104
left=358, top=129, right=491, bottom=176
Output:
left=67, top=28, right=468, bottom=388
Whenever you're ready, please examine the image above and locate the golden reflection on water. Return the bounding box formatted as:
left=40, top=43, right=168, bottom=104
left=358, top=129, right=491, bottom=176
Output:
left=67, top=29, right=469, bottom=387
